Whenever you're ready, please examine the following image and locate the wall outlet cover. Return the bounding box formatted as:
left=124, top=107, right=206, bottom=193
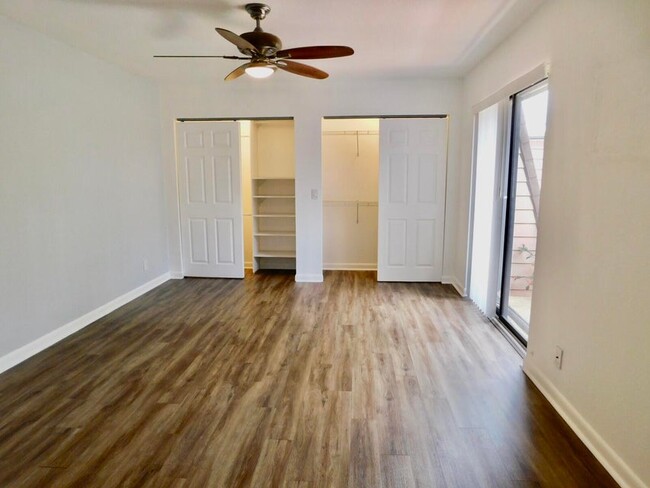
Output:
left=554, top=346, right=563, bottom=369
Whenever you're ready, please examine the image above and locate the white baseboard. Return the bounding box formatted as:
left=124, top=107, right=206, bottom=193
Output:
left=442, top=275, right=467, bottom=297
left=169, top=271, right=184, bottom=279
left=0, top=272, right=172, bottom=375
left=323, top=263, right=377, bottom=271
left=523, top=362, right=646, bottom=488
left=295, top=273, right=324, bottom=283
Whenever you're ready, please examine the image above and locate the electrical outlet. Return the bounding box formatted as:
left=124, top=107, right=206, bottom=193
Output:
left=554, top=346, right=563, bottom=369
left=143, top=258, right=149, bottom=272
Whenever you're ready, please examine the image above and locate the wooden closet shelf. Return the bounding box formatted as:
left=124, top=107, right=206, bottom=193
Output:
left=252, top=177, right=295, bottom=181
left=254, top=232, right=296, bottom=237
left=252, top=195, right=295, bottom=199
left=253, top=214, right=295, bottom=218
left=254, top=251, right=296, bottom=258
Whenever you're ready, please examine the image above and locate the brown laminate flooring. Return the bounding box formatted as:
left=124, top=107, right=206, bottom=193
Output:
left=0, top=271, right=618, bottom=487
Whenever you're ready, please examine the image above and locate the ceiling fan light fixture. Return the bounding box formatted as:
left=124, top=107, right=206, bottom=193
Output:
left=245, top=63, right=276, bottom=79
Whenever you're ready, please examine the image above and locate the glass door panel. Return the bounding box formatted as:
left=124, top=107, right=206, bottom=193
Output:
left=499, top=81, right=548, bottom=342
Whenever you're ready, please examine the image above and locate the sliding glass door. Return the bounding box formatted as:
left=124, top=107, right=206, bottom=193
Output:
left=497, top=81, right=548, bottom=342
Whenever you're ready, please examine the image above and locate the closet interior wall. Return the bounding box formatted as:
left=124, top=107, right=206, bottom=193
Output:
left=322, top=118, right=379, bottom=270
left=241, top=121, right=253, bottom=269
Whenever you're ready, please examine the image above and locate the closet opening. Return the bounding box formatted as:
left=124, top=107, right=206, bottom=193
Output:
left=242, top=119, right=296, bottom=273
left=321, top=118, right=380, bottom=273
left=321, top=115, right=448, bottom=282
left=175, top=117, right=295, bottom=279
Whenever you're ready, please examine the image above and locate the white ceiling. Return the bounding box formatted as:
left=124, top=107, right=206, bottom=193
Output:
left=0, top=0, right=544, bottom=80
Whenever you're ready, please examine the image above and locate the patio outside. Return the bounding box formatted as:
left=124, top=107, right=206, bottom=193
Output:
left=506, top=89, right=547, bottom=330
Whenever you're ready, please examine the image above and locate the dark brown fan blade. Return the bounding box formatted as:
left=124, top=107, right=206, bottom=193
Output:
left=276, top=46, right=353, bottom=60
left=216, top=28, right=258, bottom=53
left=225, top=63, right=252, bottom=81
left=276, top=60, right=328, bottom=79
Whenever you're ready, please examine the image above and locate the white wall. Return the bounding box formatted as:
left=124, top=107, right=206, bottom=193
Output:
left=160, top=77, right=462, bottom=282
left=254, top=120, right=296, bottom=179
left=0, top=16, right=168, bottom=360
left=459, top=1, right=650, bottom=486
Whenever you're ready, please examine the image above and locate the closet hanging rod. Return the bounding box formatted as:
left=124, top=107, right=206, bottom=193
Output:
left=323, top=200, right=377, bottom=223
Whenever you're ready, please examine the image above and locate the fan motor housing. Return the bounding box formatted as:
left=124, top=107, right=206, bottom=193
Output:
left=240, top=31, right=282, bottom=56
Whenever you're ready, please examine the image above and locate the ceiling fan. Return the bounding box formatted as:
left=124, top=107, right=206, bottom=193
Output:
left=154, top=3, right=354, bottom=81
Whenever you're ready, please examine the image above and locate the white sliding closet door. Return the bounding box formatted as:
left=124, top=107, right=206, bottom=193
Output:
left=377, top=118, right=447, bottom=282
left=176, top=121, right=245, bottom=278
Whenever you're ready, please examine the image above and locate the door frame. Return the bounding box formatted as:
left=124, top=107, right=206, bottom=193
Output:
left=496, top=79, right=549, bottom=344
left=465, top=64, right=549, bottom=349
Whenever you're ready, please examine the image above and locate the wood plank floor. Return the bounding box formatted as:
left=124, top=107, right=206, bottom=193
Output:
left=0, top=271, right=617, bottom=487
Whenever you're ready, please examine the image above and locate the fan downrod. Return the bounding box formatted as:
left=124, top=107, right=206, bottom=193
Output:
left=245, top=3, right=271, bottom=24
